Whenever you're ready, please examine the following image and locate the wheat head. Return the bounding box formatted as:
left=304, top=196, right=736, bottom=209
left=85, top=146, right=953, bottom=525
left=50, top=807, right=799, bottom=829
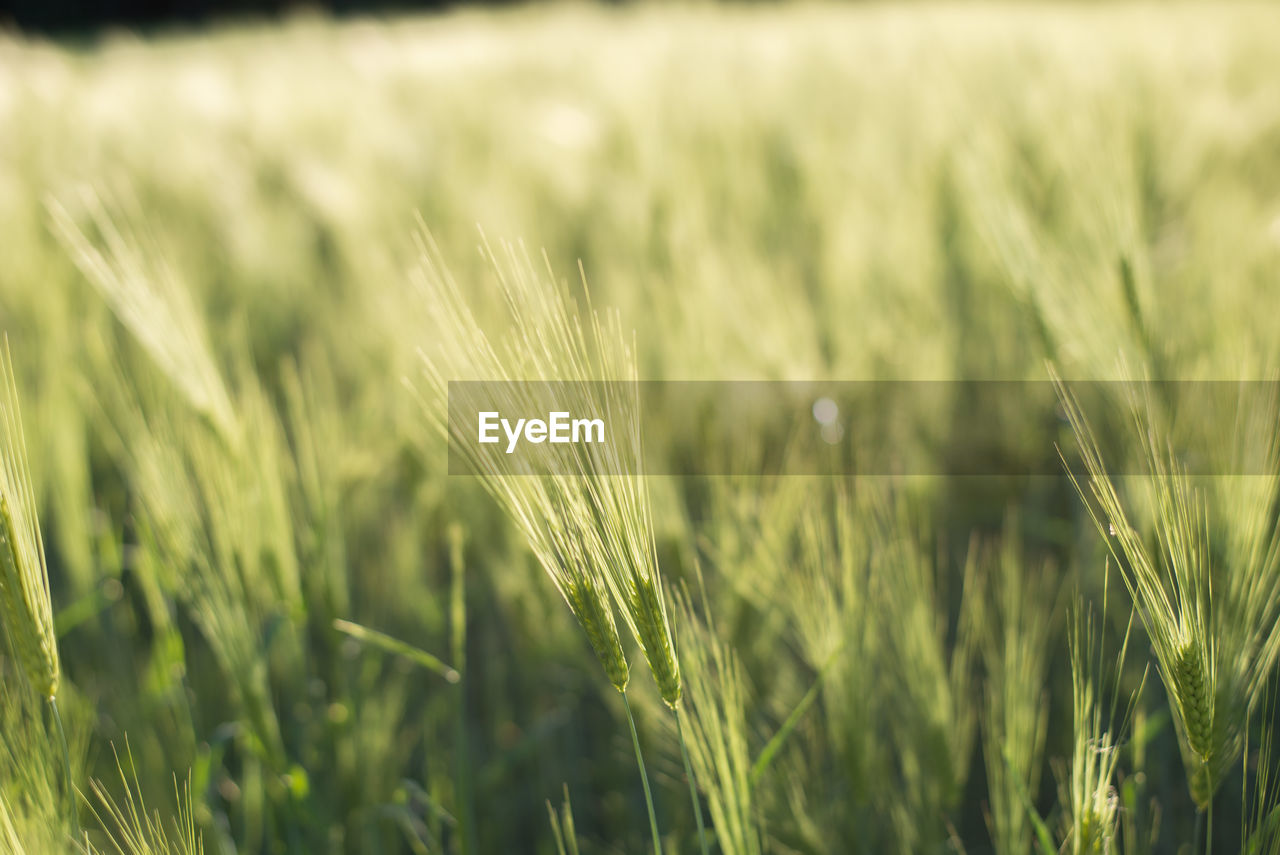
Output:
left=0, top=337, right=60, bottom=701
left=411, top=232, right=679, bottom=701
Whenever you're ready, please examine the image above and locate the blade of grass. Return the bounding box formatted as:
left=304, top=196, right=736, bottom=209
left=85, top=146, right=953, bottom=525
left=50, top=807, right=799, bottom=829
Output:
left=751, top=642, right=842, bottom=789
left=332, top=619, right=459, bottom=684
left=1001, top=742, right=1055, bottom=855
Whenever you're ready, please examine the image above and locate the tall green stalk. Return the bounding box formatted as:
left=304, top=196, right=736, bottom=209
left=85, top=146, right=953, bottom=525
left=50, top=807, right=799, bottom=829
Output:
left=623, top=692, right=662, bottom=855
left=50, top=698, right=78, bottom=839
left=1206, top=796, right=1213, bottom=855
left=450, top=527, right=476, bottom=855
left=676, top=710, right=710, bottom=855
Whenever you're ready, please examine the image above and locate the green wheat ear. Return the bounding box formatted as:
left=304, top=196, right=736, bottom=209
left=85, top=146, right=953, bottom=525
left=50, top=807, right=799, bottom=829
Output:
left=0, top=338, right=60, bottom=702
left=566, top=575, right=630, bottom=693
left=1173, top=637, right=1213, bottom=760
left=410, top=234, right=678, bottom=700
left=630, top=573, right=680, bottom=707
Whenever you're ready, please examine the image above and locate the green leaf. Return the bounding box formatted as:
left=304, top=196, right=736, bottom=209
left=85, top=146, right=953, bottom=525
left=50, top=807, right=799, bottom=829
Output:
left=751, top=642, right=842, bottom=788
left=333, top=619, right=460, bottom=683
left=1002, top=742, right=1056, bottom=854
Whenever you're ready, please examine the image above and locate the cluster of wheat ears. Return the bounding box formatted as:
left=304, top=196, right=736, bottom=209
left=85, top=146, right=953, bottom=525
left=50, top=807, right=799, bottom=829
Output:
left=7, top=225, right=1280, bottom=854
left=2, top=337, right=206, bottom=854
left=406, top=237, right=1280, bottom=855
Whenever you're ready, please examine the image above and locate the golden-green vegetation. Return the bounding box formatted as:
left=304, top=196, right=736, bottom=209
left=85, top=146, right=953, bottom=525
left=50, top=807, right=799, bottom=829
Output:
left=2, top=3, right=1280, bottom=853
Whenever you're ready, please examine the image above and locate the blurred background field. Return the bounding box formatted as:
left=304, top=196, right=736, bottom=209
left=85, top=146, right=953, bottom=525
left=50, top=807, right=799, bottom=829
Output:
left=3, top=3, right=1280, bottom=854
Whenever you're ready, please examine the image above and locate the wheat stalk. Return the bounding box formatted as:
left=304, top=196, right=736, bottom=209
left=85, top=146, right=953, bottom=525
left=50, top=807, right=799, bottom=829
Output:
left=0, top=335, right=79, bottom=841
left=980, top=533, right=1055, bottom=855
left=1059, top=576, right=1142, bottom=855
left=673, top=588, right=761, bottom=855
left=1054, top=377, right=1279, bottom=814
left=48, top=187, right=238, bottom=444
left=409, top=230, right=679, bottom=702
left=410, top=232, right=683, bottom=853
left=0, top=337, right=60, bottom=702
left=0, top=795, right=22, bottom=855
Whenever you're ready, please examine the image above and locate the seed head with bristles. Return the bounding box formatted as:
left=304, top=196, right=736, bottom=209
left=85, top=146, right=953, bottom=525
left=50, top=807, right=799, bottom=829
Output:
left=1060, top=588, right=1138, bottom=855
left=0, top=336, right=61, bottom=701
left=1055, top=376, right=1263, bottom=807
left=409, top=231, right=679, bottom=702
left=1173, top=635, right=1213, bottom=760
left=565, top=574, right=630, bottom=693
left=630, top=572, right=680, bottom=706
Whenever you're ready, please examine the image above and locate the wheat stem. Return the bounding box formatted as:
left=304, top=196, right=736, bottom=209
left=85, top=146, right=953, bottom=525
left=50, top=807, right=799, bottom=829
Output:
left=50, top=697, right=78, bottom=839
left=623, top=692, right=662, bottom=855
left=450, top=527, right=476, bottom=855
left=1206, top=794, right=1213, bottom=855
left=675, top=710, right=709, bottom=855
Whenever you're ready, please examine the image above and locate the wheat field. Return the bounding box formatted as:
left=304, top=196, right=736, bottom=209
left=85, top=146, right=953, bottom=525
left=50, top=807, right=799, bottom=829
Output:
left=2, top=3, right=1280, bottom=853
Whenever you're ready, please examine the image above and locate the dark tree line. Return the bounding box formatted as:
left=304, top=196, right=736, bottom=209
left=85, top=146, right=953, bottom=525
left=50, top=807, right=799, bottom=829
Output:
left=0, top=0, right=534, bottom=35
